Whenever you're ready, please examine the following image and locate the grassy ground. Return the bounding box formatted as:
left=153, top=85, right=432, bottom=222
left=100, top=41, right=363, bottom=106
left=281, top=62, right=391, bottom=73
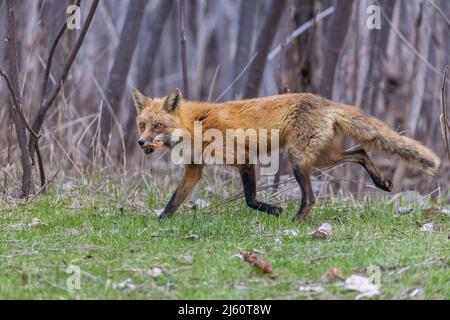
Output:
left=0, top=183, right=448, bottom=300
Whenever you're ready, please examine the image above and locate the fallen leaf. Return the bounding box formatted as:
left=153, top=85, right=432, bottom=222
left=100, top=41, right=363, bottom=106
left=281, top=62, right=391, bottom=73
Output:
left=397, top=207, right=414, bottom=215
left=152, top=208, right=165, bottom=218
left=128, top=268, right=142, bottom=277
left=408, top=288, right=422, bottom=297
left=423, top=207, right=441, bottom=219
left=21, top=271, right=30, bottom=286
left=178, top=255, right=194, bottom=265
left=274, top=238, right=282, bottom=248
left=442, top=208, right=450, bottom=216
left=147, top=267, right=163, bottom=278
left=30, top=218, right=45, bottom=227
left=241, top=251, right=273, bottom=274
left=420, top=223, right=434, bottom=232
left=311, top=223, right=332, bottom=239
left=311, top=230, right=327, bottom=239
left=319, top=223, right=333, bottom=234
left=183, top=233, right=199, bottom=240
left=322, top=267, right=344, bottom=283
left=282, top=229, right=298, bottom=236
left=299, top=284, right=324, bottom=293
left=344, top=275, right=380, bottom=299
left=189, top=199, right=210, bottom=210
left=112, top=278, right=135, bottom=290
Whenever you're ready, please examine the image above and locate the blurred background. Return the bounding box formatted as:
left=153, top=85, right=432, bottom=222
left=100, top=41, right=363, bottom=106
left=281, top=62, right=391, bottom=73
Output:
left=0, top=0, right=448, bottom=201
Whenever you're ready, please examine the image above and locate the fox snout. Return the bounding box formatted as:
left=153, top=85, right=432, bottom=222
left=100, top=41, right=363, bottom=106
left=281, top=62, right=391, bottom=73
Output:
left=137, top=137, right=155, bottom=154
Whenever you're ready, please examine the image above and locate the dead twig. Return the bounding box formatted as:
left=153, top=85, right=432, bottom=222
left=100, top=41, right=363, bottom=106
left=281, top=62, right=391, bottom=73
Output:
left=27, top=0, right=99, bottom=192
left=179, top=0, right=189, bottom=99
left=441, top=65, right=450, bottom=163
left=0, top=68, right=40, bottom=139
left=26, top=169, right=61, bottom=203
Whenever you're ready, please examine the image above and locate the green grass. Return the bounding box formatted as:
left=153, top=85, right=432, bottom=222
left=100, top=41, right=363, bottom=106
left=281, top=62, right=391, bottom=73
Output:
left=0, top=186, right=448, bottom=300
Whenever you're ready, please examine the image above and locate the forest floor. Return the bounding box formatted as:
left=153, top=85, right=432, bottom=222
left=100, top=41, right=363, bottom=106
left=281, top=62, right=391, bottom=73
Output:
left=0, top=184, right=449, bottom=300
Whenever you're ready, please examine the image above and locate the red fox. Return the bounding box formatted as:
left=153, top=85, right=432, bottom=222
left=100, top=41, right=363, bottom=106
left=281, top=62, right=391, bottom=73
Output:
left=132, top=88, right=441, bottom=221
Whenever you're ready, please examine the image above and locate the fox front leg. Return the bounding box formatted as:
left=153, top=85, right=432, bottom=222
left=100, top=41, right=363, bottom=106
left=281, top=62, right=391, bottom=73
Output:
left=158, top=165, right=204, bottom=219
left=238, top=165, right=283, bottom=216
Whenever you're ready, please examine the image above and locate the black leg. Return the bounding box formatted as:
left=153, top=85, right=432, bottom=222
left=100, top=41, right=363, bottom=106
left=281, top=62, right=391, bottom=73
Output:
left=292, top=164, right=315, bottom=221
left=159, top=165, right=203, bottom=218
left=238, top=165, right=282, bottom=216
left=343, top=149, right=393, bottom=192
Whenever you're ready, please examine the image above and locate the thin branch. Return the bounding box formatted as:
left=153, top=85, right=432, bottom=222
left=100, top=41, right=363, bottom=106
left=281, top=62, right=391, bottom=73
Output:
left=428, top=0, right=450, bottom=30
left=215, top=52, right=258, bottom=102
left=277, top=0, right=293, bottom=94
left=41, top=0, right=82, bottom=102
left=376, top=0, right=442, bottom=77
left=297, top=9, right=319, bottom=78
left=35, top=144, right=46, bottom=188
left=179, top=0, right=189, bottom=99
left=29, top=0, right=99, bottom=158
left=0, top=67, right=41, bottom=139
left=267, top=6, right=335, bottom=61
left=26, top=169, right=61, bottom=203
left=441, top=65, right=450, bottom=163
left=43, top=0, right=99, bottom=113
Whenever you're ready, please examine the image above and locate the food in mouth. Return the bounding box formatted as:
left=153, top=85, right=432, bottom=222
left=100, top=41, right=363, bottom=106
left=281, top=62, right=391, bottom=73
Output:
left=153, top=141, right=164, bottom=151
left=144, top=141, right=164, bottom=154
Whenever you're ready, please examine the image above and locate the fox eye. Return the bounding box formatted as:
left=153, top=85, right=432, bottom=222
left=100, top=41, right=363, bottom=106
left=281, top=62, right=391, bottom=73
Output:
left=154, top=123, right=163, bottom=129
left=139, top=123, right=145, bottom=130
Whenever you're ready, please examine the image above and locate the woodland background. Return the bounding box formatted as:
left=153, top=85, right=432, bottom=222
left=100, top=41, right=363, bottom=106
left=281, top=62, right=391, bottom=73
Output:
left=0, top=0, right=449, bottom=200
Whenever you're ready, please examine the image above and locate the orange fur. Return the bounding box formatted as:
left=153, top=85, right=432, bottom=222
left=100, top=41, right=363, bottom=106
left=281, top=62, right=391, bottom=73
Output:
left=132, top=88, right=441, bottom=220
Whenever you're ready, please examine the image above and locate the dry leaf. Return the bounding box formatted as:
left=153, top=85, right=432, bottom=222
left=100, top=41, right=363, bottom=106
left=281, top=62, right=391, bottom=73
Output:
left=299, top=284, right=324, bottom=293
left=397, top=207, right=414, bottom=215
left=128, top=268, right=142, bottom=277
left=241, top=251, right=273, bottom=274
left=112, top=278, right=135, bottom=290
left=274, top=238, right=282, bottom=248
left=147, top=267, right=163, bottom=278
left=408, top=288, right=422, bottom=297
left=183, top=233, right=199, bottom=240
left=423, top=207, right=441, bottom=219
left=282, top=229, right=298, bottom=236
left=322, top=267, right=344, bottom=283
left=420, top=223, right=434, bottom=232
left=152, top=208, right=165, bottom=218
left=311, top=223, right=332, bottom=239
left=344, top=275, right=380, bottom=299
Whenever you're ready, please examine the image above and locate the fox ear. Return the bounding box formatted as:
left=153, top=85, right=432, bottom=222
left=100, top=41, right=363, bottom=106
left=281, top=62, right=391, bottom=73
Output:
left=131, top=88, right=147, bottom=114
left=164, top=88, right=182, bottom=113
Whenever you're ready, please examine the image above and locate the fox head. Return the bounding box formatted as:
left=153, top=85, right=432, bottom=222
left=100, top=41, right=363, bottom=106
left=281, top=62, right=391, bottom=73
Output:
left=132, top=88, right=182, bottom=154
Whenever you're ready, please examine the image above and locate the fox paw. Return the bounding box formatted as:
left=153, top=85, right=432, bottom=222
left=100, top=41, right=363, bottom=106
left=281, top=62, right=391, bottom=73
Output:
left=381, top=179, right=393, bottom=192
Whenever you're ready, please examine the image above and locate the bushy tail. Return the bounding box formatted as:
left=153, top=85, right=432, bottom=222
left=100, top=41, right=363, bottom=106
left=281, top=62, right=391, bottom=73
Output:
left=332, top=104, right=441, bottom=175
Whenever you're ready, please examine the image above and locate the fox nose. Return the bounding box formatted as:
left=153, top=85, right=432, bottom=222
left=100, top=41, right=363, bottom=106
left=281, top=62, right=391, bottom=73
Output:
left=137, top=139, right=145, bottom=146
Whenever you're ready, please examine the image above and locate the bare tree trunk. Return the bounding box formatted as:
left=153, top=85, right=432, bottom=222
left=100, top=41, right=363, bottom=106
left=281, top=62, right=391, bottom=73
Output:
left=361, top=0, right=396, bottom=115
left=5, top=0, right=33, bottom=198
left=319, top=0, right=354, bottom=99
left=392, top=1, right=434, bottom=192
left=100, top=0, right=147, bottom=158
left=232, top=0, right=258, bottom=99
left=292, top=0, right=317, bottom=92
left=136, top=0, right=174, bottom=95
left=243, top=0, right=287, bottom=99
left=179, top=0, right=190, bottom=99
left=124, top=0, right=174, bottom=155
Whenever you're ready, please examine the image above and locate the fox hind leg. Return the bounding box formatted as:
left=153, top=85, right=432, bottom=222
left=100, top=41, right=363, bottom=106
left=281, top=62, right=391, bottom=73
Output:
left=318, top=147, right=393, bottom=192
left=238, top=165, right=282, bottom=216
